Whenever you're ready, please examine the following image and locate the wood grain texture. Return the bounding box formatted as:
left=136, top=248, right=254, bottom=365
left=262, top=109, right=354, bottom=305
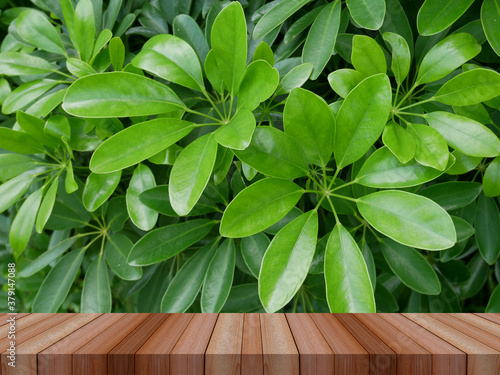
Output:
left=206, top=314, right=243, bottom=375
left=170, top=314, right=218, bottom=375
left=450, top=313, right=500, bottom=338
left=474, top=313, right=500, bottom=325
left=0, top=314, right=51, bottom=342
left=286, top=314, right=334, bottom=375
left=242, top=313, right=263, bottom=375
left=261, top=314, right=299, bottom=375
left=134, top=314, right=193, bottom=375
left=38, top=314, right=125, bottom=375
left=0, top=315, right=28, bottom=327
left=336, top=314, right=396, bottom=375
left=378, top=313, right=466, bottom=375
left=309, top=314, right=369, bottom=375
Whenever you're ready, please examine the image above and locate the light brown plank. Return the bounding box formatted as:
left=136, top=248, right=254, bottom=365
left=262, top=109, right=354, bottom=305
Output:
left=170, top=314, right=218, bottom=375
left=38, top=314, right=125, bottom=375
left=0, top=314, right=52, bottom=343
left=242, top=314, right=263, bottom=375
left=0, top=314, right=29, bottom=327
left=336, top=314, right=396, bottom=375
left=108, top=314, right=169, bottom=375
left=403, top=313, right=500, bottom=374
left=473, top=313, right=500, bottom=326
left=206, top=314, right=243, bottom=375
left=310, top=314, right=369, bottom=375
left=451, top=313, right=500, bottom=338
left=72, top=314, right=150, bottom=375
left=355, top=314, right=431, bottom=375
left=260, top=314, right=299, bottom=375
left=378, top=314, right=466, bottom=375
left=286, top=314, right=334, bottom=375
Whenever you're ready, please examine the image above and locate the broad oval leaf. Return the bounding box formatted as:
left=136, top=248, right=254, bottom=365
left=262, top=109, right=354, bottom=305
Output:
left=0, top=128, right=42, bottom=154
left=16, top=10, right=66, bottom=55
left=346, top=0, right=385, bottom=30
left=484, top=156, right=500, bottom=197
left=173, top=14, right=209, bottom=63
left=382, top=32, right=410, bottom=85
left=81, top=256, right=112, bottom=313
left=253, top=41, right=275, bottom=65
left=335, top=73, right=392, bottom=168
left=126, top=164, right=158, bottom=231
left=482, top=0, right=500, bottom=56
left=214, top=109, right=256, bottom=150
left=0, top=173, right=36, bottom=213
left=327, top=69, right=365, bottom=98
left=0, top=154, right=36, bottom=181
left=238, top=60, right=279, bottom=111
left=74, top=0, right=95, bottom=62
left=407, top=123, right=449, bottom=171
left=475, top=193, right=500, bottom=265
left=419, top=181, right=482, bottom=211
left=417, top=0, right=474, bottom=36
left=0, top=52, right=56, bottom=76
left=220, top=178, right=304, bottom=238
left=382, top=121, right=415, bottom=164
left=276, top=63, right=313, bottom=95
left=259, top=211, right=318, bottom=312
left=83, top=171, right=121, bottom=211
left=351, top=35, right=387, bottom=76
left=253, top=0, right=310, bottom=39
left=357, top=190, right=456, bottom=250
left=241, top=233, right=270, bottom=278
left=105, top=233, right=142, bottom=281
left=63, top=72, right=184, bottom=118
left=325, top=224, right=376, bottom=312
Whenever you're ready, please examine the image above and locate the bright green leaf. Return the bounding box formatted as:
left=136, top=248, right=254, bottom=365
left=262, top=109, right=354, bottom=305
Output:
left=484, top=156, right=500, bottom=197
left=238, top=60, right=279, bottom=111
left=35, top=178, right=58, bottom=234
left=83, top=171, right=121, bottom=211
left=126, top=164, right=158, bottom=231
left=382, top=32, right=410, bottom=85
left=407, top=123, right=449, bottom=171
left=482, top=0, right=500, bottom=56
left=351, top=35, right=387, bottom=76
left=81, top=256, right=111, bottom=313
left=214, top=109, right=256, bottom=150
left=327, top=69, right=365, bottom=98
left=382, top=121, right=415, bottom=164
left=417, top=0, right=474, bottom=36
left=253, top=0, right=310, bottom=39
left=16, top=10, right=66, bottom=55
left=346, top=0, right=385, bottom=30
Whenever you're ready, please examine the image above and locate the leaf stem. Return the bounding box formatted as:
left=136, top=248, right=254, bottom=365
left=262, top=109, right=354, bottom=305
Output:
left=397, top=97, right=435, bottom=111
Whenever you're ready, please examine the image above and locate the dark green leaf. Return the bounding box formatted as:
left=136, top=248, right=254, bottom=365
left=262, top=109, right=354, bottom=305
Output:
left=105, top=233, right=142, bottom=281
left=475, top=193, right=500, bottom=264
left=81, top=255, right=111, bottom=313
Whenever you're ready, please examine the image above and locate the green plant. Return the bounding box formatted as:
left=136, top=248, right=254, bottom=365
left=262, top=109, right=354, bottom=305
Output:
left=0, top=0, right=500, bottom=314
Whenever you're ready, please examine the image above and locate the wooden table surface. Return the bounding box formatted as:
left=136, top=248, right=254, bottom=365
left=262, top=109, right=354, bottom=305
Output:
left=1, top=313, right=499, bottom=375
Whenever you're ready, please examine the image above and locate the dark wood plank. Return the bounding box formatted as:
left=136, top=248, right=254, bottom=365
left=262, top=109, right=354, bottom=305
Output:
left=170, top=314, right=218, bottom=375
left=403, top=313, right=500, bottom=374
left=336, top=314, right=396, bottom=375
left=108, top=314, right=168, bottom=375
left=72, top=314, right=150, bottom=375
left=355, top=314, right=431, bottom=375
left=38, top=314, right=125, bottom=375
left=309, top=314, right=369, bottom=375
left=134, top=314, right=193, bottom=375
left=260, top=314, right=299, bottom=375
left=286, top=314, right=334, bottom=375
left=241, top=314, right=263, bottom=375
left=206, top=314, right=243, bottom=375
left=378, top=314, right=465, bottom=375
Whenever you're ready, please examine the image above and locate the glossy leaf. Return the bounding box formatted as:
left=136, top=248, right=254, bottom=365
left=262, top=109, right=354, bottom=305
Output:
left=486, top=284, right=500, bottom=313
left=419, top=182, right=482, bottom=210
left=35, top=178, right=59, bottom=234
left=407, top=123, right=449, bottom=171
left=382, top=121, right=415, bottom=164
left=484, top=157, right=500, bottom=197
left=105, top=233, right=142, bottom=281
left=65, top=162, right=78, bottom=194
left=351, top=35, right=386, bottom=76
left=0, top=52, right=56, bottom=76
left=238, top=60, right=279, bottom=111
left=346, top=0, right=385, bottom=30
left=126, top=164, right=158, bottom=231
left=0, top=174, right=35, bottom=214
left=173, top=14, right=209, bottom=64
left=0, top=154, right=36, bottom=181
left=253, top=41, right=274, bottom=65
left=417, top=0, right=474, bottom=36
left=0, top=128, right=42, bottom=154
left=81, top=256, right=112, bottom=313
left=83, top=171, right=121, bottom=211
left=109, top=37, right=125, bottom=71
left=382, top=32, right=410, bottom=85
left=482, top=0, right=500, bottom=56
left=276, top=63, right=313, bottom=95
left=214, top=109, right=256, bottom=150
left=253, top=0, right=310, bottom=39
left=475, top=194, right=500, bottom=265
left=241, top=233, right=270, bottom=278
left=327, top=69, right=365, bottom=98
left=74, top=0, right=95, bottom=62
left=17, top=10, right=66, bottom=55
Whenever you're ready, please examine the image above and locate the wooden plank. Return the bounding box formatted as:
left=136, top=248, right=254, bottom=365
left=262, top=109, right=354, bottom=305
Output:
left=170, top=314, right=218, bottom=375
left=286, top=314, right=334, bottom=375
left=309, top=314, right=369, bottom=375
left=474, top=313, right=500, bottom=326
left=0, top=314, right=52, bottom=343
left=403, top=313, right=500, bottom=374
left=2, top=314, right=100, bottom=375
left=355, top=314, right=431, bottom=375
left=72, top=314, right=150, bottom=375
left=108, top=314, right=169, bottom=375
left=0, top=314, right=29, bottom=327
left=336, top=314, right=396, bottom=375
left=260, top=314, right=299, bottom=375
left=206, top=314, right=243, bottom=375
left=451, top=313, right=500, bottom=338
left=241, top=314, right=263, bottom=375
left=38, top=314, right=125, bottom=375
left=378, top=314, right=466, bottom=375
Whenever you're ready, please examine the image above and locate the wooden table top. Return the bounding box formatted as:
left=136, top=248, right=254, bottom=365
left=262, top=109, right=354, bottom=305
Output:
left=0, top=313, right=499, bottom=375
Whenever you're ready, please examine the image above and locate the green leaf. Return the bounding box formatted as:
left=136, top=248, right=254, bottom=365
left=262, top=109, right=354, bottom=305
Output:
left=32, top=248, right=85, bottom=313
left=126, top=164, right=158, bottom=231
left=105, top=233, right=142, bottom=281
left=201, top=239, right=235, bottom=313
left=452, top=216, right=474, bottom=242
left=253, top=0, right=310, bottom=39
left=284, top=88, right=335, bottom=166
left=214, top=109, right=256, bottom=150
left=346, top=0, right=385, bottom=30
left=357, top=190, right=456, bottom=250
left=109, top=37, right=125, bottom=71
left=83, top=171, right=121, bottom=211
left=81, top=255, right=111, bottom=313
left=9, top=187, right=43, bottom=256
left=259, top=211, right=318, bottom=312
left=382, top=32, right=410, bottom=85
left=0, top=154, right=36, bottom=181
left=35, top=178, right=58, bottom=233
left=325, top=223, right=376, bottom=312
left=238, top=61, right=279, bottom=111
left=161, top=239, right=218, bottom=312
left=351, top=35, right=386, bottom=76
left=302, top=0, right=341, bottom=80
left=63, top=72, right=184, bottom=118
left=327, top=69, right=365, bottom=98
left=0, top=174, right=36, bottom=214
left=426, top=111, right=500, bottom=158
left=16, top=10, right=66, bottom=55
left=241, top=233, right=270, bottom=278
left=434, top=69, right=500, bottom=106
left=416, top=33, right=481, bottom=85
left=380, top=238, right=441, bottom=295
left=407, top=123, right=449, bottom=171
left=128, top=219, right=215, bottom=266
left=276, top=63, right=313, bottom=95
left=92, top=29, right=113, bottom=58
left=484, top=156, right=500, bottom=197
left=335, top=73, right=392, bottom=168
left=419, top=181, right=482, bottom=210
left=475, top=193, right=500, bottom=265
left=0, top=52, right=56, bottom=76
left=132, top=34, right=204, bottom=91
left=204, top=50, right=224, bottom=95
left=45, top=115, right=71, bottom=144
left=74, top=0, right=95, bottom=62
left=67, top=58, right=96, bottom=78
left=382, top=121, right=415, bottom=164
left=220, top=178, right=304, bottom=238
left=173, top=14, right=209, bottom=64
left=417, top=0, right=474, bottom=36
left=482, top=0, right=500, bottom=56
left=90, top=118, right=194, bottom=173
left=233, top=127, right=309, bottom=180
left=169, top=133, right=218, bottom=216
left=0, top=128, right=42, bottom=154
left=211, top=2, right=247, bottom=96
left=65, top=161, right=78, bottom=194
left=253, top=41, right=274, bottom=65
left=486, top=284, right=500, bottom=313
left=380, top=0, right=414, bottom=54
